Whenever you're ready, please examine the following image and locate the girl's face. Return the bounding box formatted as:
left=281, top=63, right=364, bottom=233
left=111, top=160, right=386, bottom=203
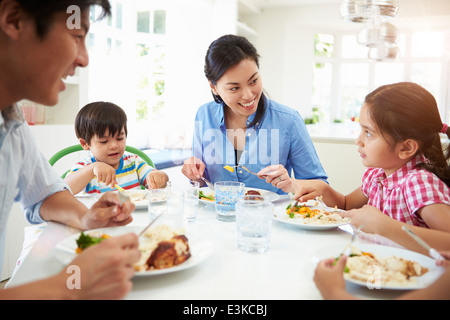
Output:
left=211, top=58, right=263, bottom=120
left=355, top=104, right=406, bottom=176
left=82, top=128, right=126, bottom=169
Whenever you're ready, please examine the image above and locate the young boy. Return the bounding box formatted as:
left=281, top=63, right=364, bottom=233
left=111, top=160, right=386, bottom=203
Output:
left=65, top=101, right=169, bottom=194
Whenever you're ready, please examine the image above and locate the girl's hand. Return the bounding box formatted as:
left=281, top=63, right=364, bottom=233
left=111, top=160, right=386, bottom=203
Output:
left=146, top=170, right=169, bottom=189
left=290, top=179, right=330, bottom=202
left=436, top=252, right=450, bottom=268
left=341, top=205, right=387, bottom=234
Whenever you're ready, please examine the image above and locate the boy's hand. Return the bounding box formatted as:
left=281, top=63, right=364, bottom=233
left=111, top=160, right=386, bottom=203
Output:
left=92, top=162, right=117, bottom=189
left=146, top=170, right=169, bottom=189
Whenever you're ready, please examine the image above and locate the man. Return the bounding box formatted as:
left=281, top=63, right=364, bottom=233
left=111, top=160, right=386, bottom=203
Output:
left=0, top=0, right=140, bottom=299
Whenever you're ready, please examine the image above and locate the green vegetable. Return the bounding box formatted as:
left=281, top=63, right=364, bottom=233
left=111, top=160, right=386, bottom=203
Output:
left=76, top=232, right=106, bottom=250
left=199, top=190, right=214, bottom=200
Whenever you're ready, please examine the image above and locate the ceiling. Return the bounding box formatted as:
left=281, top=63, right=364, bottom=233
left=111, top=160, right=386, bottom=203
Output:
left=251, top=0, right=342, bottom=8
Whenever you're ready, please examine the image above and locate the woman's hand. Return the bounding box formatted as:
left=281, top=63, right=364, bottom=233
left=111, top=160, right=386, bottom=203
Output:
left=257, top=164, right=292, bottom=189
left=181, top=156, right=206, bottom=180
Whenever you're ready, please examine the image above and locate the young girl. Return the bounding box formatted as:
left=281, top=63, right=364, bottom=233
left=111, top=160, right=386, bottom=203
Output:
left=65, top=101, right=169, bottom=194
left=283, top=82, right=450, bottom=236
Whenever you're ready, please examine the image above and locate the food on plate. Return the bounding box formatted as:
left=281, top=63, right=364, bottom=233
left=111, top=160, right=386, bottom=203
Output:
left=343, top=246, right=429, bottom=287
left=199, top=190, right=215, bottom=201
left=285, top=200, right=349, bottom=225
left=136, top=224, right=191, bottom=271
left=75, top=232, right=111, bottom=253
left=244, top=189, right=264, bottom=200
left=245, top=190, right=262, bottom=196
left=223, top=165, right=234, bottom=173
left=146, top=235, right=191, bottom=269
left=125, top=190, right=148, bottom=202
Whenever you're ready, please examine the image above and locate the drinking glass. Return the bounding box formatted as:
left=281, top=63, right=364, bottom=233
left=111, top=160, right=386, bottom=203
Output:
left=236, top=195, right=273, bottom=253
left=184, top=181, right=200, bottom=223
left=214, top=181, right=245, bottom=222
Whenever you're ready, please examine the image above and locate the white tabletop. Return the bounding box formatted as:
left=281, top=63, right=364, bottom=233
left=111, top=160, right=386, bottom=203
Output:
left=6, top=194, right=408, bottom=300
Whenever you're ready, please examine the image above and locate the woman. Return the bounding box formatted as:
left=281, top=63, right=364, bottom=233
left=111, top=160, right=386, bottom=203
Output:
left=182, top=34, right=327, bottom=194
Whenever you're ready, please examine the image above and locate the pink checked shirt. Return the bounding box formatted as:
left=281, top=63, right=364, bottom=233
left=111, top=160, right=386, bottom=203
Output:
left=361, top=154, right=450, bottom=227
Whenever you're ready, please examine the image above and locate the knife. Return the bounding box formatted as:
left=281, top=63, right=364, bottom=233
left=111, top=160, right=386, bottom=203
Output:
left=138, top=213, right=165, bottom=238
left=402, top=226, right=444, bottom=260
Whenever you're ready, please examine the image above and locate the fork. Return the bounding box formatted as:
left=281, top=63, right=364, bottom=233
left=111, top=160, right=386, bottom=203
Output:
left=226, top=165, right=267, bottom=179
left=200, top=176, right=214, bottom=190
left=344, top=224, right=365, bottom=256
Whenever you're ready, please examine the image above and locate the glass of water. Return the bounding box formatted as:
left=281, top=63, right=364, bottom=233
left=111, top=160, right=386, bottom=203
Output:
left=236, top=195, right=273, bottom=253
left=148, top=186, right=170, bottom=221
left=183, top=181, right=200, bottom=223
left=214, top=181, right=245, bottom=222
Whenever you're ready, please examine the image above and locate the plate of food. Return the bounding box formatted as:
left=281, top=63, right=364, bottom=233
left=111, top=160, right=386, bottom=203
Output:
left=273, top=198, right=350, bottom=230
left=198, top=187, right=280, bottom=205
left=314, top=243, right=445, bottom=290
left=95, top=189, right=150, bottom=209
left=55, top=225, right=213, bottom=277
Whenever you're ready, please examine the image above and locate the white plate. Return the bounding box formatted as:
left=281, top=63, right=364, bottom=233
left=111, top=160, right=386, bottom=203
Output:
left=273, top=201, right=350, bottom=230
left=55, top=226, right=213, bottom=277
left=313, top=243, right=445, bottom=290
left=95, top=190, right=149, bottom=209
left=199, top=187, right=280, bottom=206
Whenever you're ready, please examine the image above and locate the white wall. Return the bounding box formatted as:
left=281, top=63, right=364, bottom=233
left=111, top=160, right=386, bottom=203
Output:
left=244, top=0, right=450, bottom=118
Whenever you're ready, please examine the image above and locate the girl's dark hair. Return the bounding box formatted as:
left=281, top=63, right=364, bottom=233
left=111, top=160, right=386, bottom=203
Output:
left=75, top=101, right=127, bottom=144
left=4, top=0, right=111, bottom=38
left=204, top=34, right=267, bottom=128
left=364, top=82, right=450, bottom=186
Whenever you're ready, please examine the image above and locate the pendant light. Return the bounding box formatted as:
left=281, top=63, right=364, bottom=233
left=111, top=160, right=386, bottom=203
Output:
left=340, top=0, right=399, bottom=23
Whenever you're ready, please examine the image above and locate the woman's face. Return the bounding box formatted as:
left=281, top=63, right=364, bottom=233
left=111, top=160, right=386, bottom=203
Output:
left=211, top=58, right=263, bottom=119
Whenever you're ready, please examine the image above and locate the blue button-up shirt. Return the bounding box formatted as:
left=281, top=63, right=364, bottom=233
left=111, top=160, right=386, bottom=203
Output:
left=192, top=99, right=328, bottom=194
left=0, top=104, right=68, bottom=272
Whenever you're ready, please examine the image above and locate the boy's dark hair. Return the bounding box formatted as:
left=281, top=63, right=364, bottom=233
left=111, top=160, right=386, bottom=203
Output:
left=75, top=102, right=127, bottom=145
left=1, top=0, right=111, bottom=38
left=204, top=34, right=267, bottom=129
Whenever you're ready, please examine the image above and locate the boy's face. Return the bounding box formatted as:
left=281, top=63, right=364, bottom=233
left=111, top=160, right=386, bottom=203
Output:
left=82, top=128, right=127, bottom=169
left=10, top=7, right=90, bottom=106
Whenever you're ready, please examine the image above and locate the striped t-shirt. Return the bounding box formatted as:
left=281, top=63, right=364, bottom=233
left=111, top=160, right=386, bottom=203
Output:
left=66, top=153, right=155, bottom=195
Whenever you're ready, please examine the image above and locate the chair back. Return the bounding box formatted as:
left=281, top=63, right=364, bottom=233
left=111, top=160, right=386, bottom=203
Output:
left=49, top=144, right=154, bottom=178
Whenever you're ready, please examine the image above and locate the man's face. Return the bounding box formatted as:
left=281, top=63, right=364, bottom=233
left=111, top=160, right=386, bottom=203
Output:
left=14, top=8, right=90, bottom=106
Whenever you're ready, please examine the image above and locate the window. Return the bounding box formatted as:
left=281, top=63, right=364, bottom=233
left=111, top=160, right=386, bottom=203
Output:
left=87, top=1, right=167, bottom=124
left=312, top=30, right=449, bottom=123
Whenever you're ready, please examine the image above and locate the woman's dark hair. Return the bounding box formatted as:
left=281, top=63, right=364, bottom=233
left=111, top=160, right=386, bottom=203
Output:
left=364, top=82, right=450, bottom=186
left=204, top=34, right=267, bottom=128
left=75, top=101, right=127, bottom=144
left=3, top=0, right=111, bottom=38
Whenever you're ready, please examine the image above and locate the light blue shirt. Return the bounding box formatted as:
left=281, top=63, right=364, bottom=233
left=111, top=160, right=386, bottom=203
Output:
left=0, top=104, right=68, bottom=272
left=192, top=99, right=328, bottom=194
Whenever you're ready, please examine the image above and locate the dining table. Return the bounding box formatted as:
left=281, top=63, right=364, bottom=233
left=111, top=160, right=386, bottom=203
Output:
left=5, top=189, right=417, bottom=302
